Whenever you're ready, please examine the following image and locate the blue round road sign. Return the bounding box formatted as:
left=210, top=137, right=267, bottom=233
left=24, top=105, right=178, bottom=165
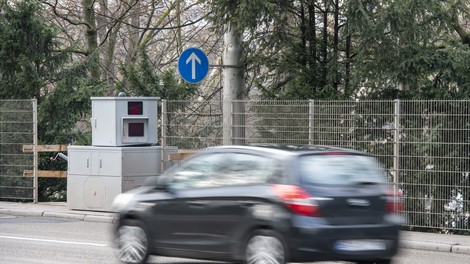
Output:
left=178, top=48, right=209, bottom=83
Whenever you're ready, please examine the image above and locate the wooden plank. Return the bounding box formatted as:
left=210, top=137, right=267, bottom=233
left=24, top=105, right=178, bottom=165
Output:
left=168, top=151, right=196, bottom=161
left=23, top=144, right=68, bottom=153
left=23, top=170, right=67, bottom=178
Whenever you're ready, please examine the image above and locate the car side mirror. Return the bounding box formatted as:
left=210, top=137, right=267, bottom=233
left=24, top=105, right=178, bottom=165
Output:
left=143, top=176, right=170, bottom=191
left=155, top=176, right=171, bottom=191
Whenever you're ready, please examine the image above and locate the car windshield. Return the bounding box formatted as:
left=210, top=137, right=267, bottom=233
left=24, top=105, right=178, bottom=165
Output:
left=298, top=154, right=388, bottom=185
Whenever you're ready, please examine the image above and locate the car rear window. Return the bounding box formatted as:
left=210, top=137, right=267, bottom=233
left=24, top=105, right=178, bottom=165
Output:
left=298, top=154, right=388, bottom=185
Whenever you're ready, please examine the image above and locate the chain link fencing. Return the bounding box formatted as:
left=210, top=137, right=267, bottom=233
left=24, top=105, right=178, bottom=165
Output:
left=0, top=99, right=36, bottom=202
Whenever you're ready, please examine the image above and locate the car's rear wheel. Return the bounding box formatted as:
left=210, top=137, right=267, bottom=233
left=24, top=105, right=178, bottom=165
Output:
left=244, top=230, right=286, bottom=264
left=115, top=219, right=150, bottom=264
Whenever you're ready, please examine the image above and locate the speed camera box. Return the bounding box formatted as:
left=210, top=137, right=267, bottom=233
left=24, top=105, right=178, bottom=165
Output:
left=90, top=97, right=159, bottom=147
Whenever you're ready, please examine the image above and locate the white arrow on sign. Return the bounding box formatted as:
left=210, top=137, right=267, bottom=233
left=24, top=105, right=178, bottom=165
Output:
left=186, top=52, right=201, bottom=79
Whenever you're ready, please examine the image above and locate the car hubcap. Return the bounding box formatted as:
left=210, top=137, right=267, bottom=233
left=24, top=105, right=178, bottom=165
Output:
left=116, top=225, right=148, bottom=264
left=246, top=235, right=285, bottom=264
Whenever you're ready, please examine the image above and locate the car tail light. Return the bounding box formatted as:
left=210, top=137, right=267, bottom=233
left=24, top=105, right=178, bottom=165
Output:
left=272, top=184, right=320, bottom=217
left=384, top=190, right=404, bottom=213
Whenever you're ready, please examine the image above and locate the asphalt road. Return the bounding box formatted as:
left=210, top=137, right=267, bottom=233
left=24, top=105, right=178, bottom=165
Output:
left=0, top=215, right=468, bottom=264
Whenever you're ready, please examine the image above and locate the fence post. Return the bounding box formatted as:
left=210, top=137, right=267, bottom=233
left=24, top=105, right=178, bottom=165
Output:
left=308, top=100, right=314, bottom=145
left=161, top=100, right=167, bottom=149
left=161, top=100, right=167, bottom=173
left=223, top=100, right=232, bottom=145
left=393, top=99, right=401, bottom=192
left=232, top=100, right=246, bottom=145
left=32, top=98, right=38, bottom=203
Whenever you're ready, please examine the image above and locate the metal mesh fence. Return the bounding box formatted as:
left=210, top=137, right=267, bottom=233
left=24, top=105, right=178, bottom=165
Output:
left=0, top=100, right=35, bottom=201
left=163, top=99, right=470, bottom=232
left=162, top=100, right=224, bottom=149
left=399, top=100, right=470, bottom=232
left=241, top=100, right=311, bottom=144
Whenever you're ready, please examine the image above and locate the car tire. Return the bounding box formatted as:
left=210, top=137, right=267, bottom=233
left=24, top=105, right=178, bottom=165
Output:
left=244, top=229, right=287, bottom=264
left=115, top=219, right=150, bottom=264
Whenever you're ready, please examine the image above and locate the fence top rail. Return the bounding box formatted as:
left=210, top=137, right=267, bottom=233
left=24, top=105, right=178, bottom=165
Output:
left=162, top=99, right=470, bottom=103
left=0, top=99, right=34, bottom=102
left=3, top=99, right=470, bottom=103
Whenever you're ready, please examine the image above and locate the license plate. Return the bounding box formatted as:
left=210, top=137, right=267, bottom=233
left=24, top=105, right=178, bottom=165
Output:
left=335, top=240, right=387, bottom=251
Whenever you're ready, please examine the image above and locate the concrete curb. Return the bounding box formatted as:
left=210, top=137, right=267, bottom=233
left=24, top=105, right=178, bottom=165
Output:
left=0, top=209, right=10, bottom=215
left=6, top=209, right=43, bottom=217
left=395, top=240, right=470, bottom=255
left=42, top=211, right=86, bottom=221
left=84, top=215, right=116, bottom=223
left=0, top=208, right=118, bottom=223
left=401, top=240, right=453, bottom=252
left=451, top=245, right=470, bottom=255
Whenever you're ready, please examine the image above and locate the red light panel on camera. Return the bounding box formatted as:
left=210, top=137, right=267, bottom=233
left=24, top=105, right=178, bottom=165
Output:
left=128, top=101, right=143, bottom=115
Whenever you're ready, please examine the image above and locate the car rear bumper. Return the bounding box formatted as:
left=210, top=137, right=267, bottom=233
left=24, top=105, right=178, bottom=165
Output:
left=287, top=217, right=400, bottom=262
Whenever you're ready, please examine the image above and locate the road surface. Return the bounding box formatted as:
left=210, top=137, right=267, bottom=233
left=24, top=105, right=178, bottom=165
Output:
left=0, top=215, right=467, bottom=264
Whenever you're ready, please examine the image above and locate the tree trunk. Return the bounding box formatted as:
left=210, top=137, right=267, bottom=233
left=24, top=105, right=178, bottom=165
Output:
left=345, top=33, right=351, bottom=96
left=300, top=1, right=307, bottom=67
left=176, top=0, right=183, bottom=54
left=82, top=0, right=100, bottom=80
left=308, top=3, right=317, bottom=92
left=128, top=0, right=141, bottom=63
left=321, top=0, right=328, bottom=88
left=333, top=0, right=339, bottom=92
left=97, top=0, right=118, bottom=93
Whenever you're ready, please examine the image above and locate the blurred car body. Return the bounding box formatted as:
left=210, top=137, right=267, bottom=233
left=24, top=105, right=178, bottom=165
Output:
left=112, top=144, right=402, bottom=264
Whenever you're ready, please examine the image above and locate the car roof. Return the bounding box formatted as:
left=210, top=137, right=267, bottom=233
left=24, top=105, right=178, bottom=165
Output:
left=205, top=144, right=366, bottom=157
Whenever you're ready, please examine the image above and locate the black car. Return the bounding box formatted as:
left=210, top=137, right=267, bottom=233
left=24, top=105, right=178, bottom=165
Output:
left=111, top=144, right=403, bottom=264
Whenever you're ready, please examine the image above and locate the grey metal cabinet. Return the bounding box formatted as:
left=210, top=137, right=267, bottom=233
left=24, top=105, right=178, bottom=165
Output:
left=67, top=146, right=163, bottom=211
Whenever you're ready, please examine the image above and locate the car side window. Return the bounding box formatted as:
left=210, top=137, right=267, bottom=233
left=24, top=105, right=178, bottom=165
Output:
left=211, top=153, right=276, bottom=186
left=169, top=153, right=222, bottom=189
left=169, top=152, right=277, bottom=189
